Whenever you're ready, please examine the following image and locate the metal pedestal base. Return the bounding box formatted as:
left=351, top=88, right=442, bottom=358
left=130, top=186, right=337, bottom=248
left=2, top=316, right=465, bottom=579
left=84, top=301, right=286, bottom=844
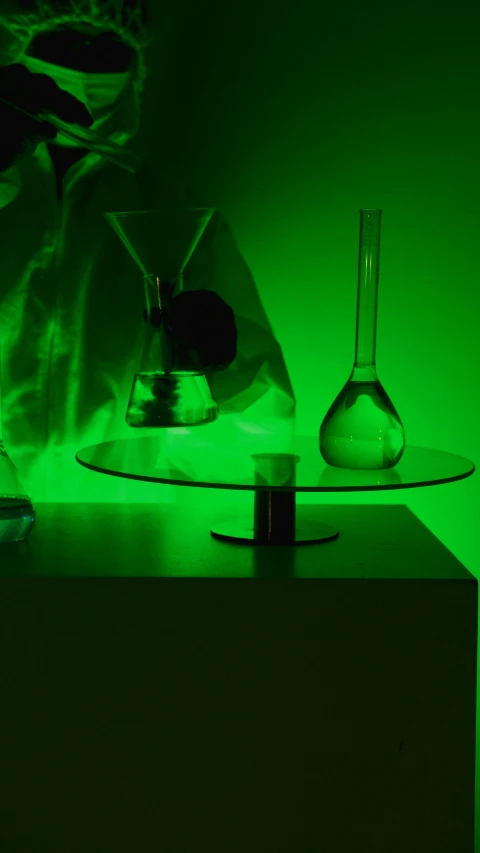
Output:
left=211, top=490, right=340, bottom=546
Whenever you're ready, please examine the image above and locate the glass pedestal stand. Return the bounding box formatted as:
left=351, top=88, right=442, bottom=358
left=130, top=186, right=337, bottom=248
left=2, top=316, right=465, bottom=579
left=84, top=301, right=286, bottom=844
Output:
left=76, top=435, right=475, bottom=546
left=211, top=491, right=340, bottom=545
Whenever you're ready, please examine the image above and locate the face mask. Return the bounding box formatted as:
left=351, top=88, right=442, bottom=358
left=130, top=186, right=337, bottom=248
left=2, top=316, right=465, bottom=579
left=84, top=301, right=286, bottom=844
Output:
left=21, top=54, right=132, bottom=147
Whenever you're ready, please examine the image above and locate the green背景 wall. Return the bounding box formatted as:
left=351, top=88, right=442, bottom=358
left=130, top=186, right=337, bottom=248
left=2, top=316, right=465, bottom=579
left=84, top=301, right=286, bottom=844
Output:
left=141, top=0, right=478, bottom=573
left=140, top=3, right=480, bottom=843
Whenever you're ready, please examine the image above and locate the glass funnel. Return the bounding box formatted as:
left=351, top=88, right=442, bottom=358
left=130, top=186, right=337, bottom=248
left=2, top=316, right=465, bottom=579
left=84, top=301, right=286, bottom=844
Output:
left=105, top=208, right=219, bottom=427
left=320, top=209, right=405, bottom=470
left=0, top=351, right=35, bottom=542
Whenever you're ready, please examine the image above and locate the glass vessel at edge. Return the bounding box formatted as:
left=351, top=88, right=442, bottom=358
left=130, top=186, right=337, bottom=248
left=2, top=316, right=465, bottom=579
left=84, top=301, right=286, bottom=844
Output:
left=0, top=350, right=35, bottom=542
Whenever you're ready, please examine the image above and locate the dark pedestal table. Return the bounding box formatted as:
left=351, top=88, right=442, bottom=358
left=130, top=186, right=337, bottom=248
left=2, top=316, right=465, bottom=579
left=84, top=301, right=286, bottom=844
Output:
left=0, top=499, right=476, bottom=853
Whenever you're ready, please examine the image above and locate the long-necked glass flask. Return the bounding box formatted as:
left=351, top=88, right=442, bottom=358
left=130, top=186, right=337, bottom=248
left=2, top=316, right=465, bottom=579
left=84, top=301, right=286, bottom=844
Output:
left=0, top=350, right=35, bottom=541
left=320, top=209, right=405, bottom=470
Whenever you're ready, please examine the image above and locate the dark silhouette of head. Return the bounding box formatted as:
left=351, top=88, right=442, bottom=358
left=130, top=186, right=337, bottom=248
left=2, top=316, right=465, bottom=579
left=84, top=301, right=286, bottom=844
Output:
left=14, top=0, right=150, bottom=72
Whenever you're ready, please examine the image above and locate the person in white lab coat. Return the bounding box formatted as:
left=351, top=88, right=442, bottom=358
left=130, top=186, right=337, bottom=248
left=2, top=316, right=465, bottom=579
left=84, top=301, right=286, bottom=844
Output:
left=0, top=0, right=295, bottom=503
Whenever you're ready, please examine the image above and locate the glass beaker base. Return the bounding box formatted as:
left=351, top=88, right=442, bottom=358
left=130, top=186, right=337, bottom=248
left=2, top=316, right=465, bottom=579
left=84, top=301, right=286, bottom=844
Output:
left=126, top=372, right=218, bottom=428
left=0, top=497, right=35, bottom=543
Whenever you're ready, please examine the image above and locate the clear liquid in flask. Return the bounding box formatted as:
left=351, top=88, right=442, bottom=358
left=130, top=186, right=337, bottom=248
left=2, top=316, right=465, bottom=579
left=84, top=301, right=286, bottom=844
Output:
left=320, top=377, right=405, bottom=470
left=0, top=496, right=35, bottom=543
left=126, top=371, right=218, bottom=427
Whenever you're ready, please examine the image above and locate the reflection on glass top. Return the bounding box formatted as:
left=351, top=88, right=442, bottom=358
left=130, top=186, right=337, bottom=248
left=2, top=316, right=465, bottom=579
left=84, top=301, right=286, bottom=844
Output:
left=76, top=433, right=475, bottom=492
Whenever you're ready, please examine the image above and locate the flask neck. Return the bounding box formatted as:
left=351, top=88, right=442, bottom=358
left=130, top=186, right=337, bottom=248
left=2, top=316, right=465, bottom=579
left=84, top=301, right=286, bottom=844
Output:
left=353, top=209, right=382, bottom=369
left=350, top=364, right=378, bottom=383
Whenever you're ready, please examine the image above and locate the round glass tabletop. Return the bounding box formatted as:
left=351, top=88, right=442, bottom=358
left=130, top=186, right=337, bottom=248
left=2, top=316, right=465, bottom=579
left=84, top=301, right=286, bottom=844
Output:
left=76, top=434, right=475, bottom=493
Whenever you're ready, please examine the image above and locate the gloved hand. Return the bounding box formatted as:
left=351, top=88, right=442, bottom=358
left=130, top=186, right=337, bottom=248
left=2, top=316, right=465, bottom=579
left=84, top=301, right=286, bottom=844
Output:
left=171, top=290, right=238, bottom=373
left=0, top=63, right=93, bottom=173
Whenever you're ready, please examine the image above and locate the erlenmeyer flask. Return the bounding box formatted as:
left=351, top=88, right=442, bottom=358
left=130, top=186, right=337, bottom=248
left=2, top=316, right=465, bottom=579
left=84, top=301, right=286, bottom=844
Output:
left=0, top=353, right=35, bottom=542
left=320, top=209, right=405, bottom=470
left=105, top=208, right=219, bottom=427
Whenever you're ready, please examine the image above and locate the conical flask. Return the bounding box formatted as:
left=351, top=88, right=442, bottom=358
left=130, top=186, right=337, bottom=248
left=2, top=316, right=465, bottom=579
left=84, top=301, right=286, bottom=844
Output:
left=104, top=208, right=219, bottom=427
left=0, top=352, right=35, bottom=542
left=320, top=209, right=405, bottom=470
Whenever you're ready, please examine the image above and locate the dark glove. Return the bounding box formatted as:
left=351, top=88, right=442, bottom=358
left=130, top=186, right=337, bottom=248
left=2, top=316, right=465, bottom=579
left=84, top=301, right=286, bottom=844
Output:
left=0, top=63, right=93, bottom=173
left=170, top=289, right=238, bottom=373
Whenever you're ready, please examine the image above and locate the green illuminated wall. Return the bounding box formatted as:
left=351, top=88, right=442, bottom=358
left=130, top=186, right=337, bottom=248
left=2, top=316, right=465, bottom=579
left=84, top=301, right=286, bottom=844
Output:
left=140, top=0, right=479, bottom=575
left=141, top=6, right=480, bottom=839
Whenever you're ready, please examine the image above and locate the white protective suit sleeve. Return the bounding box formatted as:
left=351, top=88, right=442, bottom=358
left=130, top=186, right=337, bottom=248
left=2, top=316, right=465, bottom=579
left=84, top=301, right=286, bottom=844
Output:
left=0, top=164, right=21, bottom=209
